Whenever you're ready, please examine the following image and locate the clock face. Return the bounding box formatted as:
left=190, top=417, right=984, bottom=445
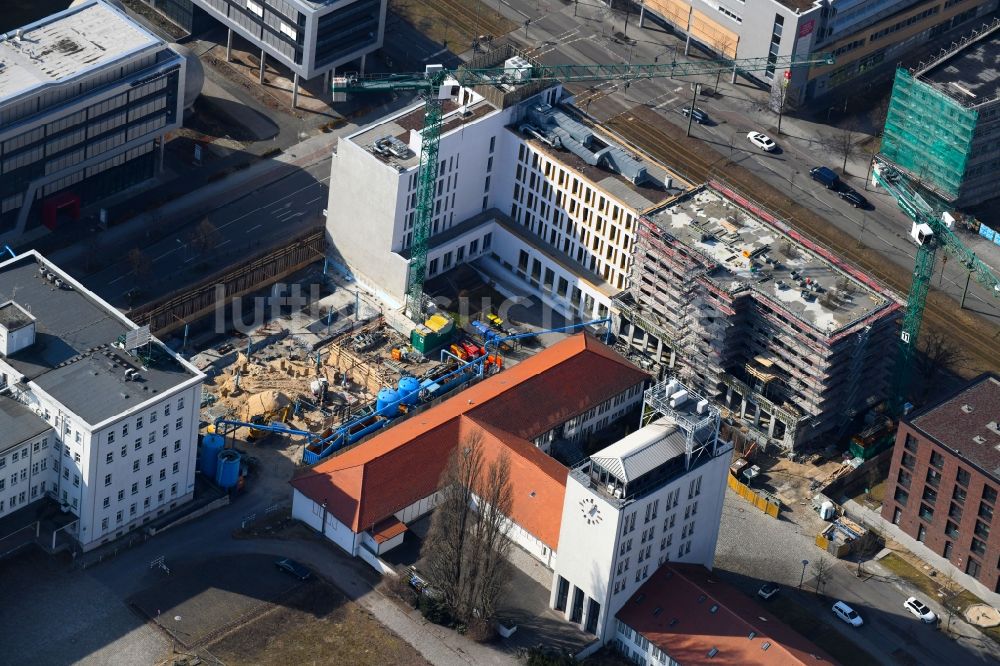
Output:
left=579, top=497, right=603, bottom=525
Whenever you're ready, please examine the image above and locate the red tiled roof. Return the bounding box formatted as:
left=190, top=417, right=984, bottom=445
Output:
left=290, top=333, right=647, bottom=550
left=617, top=564, right=840, bottom=666
left=372, top=516, right=408, bottom=544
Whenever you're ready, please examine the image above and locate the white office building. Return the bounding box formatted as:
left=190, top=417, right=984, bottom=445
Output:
left=549, top=379, right=731, bottom=642
left=0, top=0, right=187, bottom=242
left=327, top=46, right=687, bottom=320
left=0, top=251, right=204, bottom=551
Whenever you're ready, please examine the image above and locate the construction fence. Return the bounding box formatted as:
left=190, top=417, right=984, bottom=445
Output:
left=727, top=473, right=781, bottom=518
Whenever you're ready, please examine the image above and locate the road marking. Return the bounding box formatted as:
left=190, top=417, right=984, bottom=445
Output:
left=305, top=196, right=323, bottom=204
left=154, top=248, right=177, bottom=261
left=108, top=274, right=127, bottom=285
left=217, top=176, right=331, bottom=232
left=218, top=239, right=231, bottom=248
left=247, top=224, right=262, bottom=233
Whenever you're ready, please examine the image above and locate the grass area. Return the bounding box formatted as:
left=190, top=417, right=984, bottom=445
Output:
left=879, top=552, right=1000, bottom=644
left=847, top=478, right=886, bottom=507
left=389, top=0, right=516, bottom=50
left=766, top=596, right=880, bottom=666
left=208, top=580, right=430, bottom=666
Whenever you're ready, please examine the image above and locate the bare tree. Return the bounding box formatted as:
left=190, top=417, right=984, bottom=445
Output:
left=127, top=247, right=150, bottom=279
left=812, top=557, right=833, bottom=594
left=189, top=218, right=222, bottom=255
left=823, top=121, right=864, bottom=175
left=712, top=35, right=738, bottom=95
left=868, top=94, right=892, bottom=135
left=420, top=432, right=513, bottom=631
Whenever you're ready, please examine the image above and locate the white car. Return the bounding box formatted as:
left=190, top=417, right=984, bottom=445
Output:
left=747, top=131, right=777, bottom=152
left=832, top=601, right=864, bottom=627
left=904, top=596, right=937, bottom=624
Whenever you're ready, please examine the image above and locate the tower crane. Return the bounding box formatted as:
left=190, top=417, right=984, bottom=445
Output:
left=871, top=156, right=1000, bottom=414
left=333, top=51, right=834, bottom=320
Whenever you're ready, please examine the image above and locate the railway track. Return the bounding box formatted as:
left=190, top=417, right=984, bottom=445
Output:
left=604, top=105, right=1000, bottom=377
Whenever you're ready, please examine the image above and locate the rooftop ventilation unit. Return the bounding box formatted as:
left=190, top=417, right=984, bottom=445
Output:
left=373, top=136, right=411, bottom=159
left=503, top=56, right=532, bottom=83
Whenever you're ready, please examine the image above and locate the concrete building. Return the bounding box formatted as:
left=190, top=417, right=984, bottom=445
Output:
left=0, top=0, right=186, bottom=242
left=0, top=251, right=204, bottom=551
left=640, top=0, right=997, bottom=109
left=880, top=374, right=1000, bottom=600
left=612, top=564, right=839, bottom=665
left=550, top=379, right=731, bottom=641
left=879, top=19, right=1000, bottom=207
left=327, top=45, right=687, bottom=318
left=615, top=184, right=901, bottom=450
left=141, top=0, right=386, bottom=90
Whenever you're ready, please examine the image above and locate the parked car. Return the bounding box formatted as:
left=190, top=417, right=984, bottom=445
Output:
left=810, top=166, right=841, bottom=189
left=681, top=107, right=709, bottom=124
left=838, top=188, right=870, bottom=209
left=757, top=582, right=780, bottom=600
left=275, top=558, right=312, bottom=580
left=747, top=131, right=777, bottom=152
left=904, top=596, right=938, bottom=624
left=832, top=601, right=864, bottom=627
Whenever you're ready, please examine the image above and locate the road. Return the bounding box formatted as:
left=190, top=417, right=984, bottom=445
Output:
left=490, top=0, right=1000, bottom=323
left=716, top=490, right=1000, bottom=665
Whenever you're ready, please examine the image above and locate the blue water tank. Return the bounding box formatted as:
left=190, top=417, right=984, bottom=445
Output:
left=215, top=449, right=241, bottom=489
left=200, top=434, right=225, bottom=479
left=398, top=376, right=421, bottom=406
left=376, top=387, right=400, bottom=417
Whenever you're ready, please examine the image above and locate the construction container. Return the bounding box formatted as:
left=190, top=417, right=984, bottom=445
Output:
left=411, top=323, right=453, bottom=354
left=200, top=433, right=225, bottom=479
left=215, top=449, right=241, bottom=489
left=398, top=376, right=421, bottom=406
left=376, top=387, right=400, bottom=417
left=425, top=314, right=453, bottom=334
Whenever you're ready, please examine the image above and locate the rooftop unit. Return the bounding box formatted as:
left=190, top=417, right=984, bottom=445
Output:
left=372, top=135, right=412, bottom=159
left=0, top=301, right=35, bottom=356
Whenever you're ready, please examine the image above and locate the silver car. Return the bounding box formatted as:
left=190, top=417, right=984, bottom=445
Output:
left=904, top=596, right=937, bottom=624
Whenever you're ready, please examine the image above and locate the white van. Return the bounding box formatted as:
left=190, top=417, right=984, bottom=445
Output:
left=832, top=601, right=864, bottom=627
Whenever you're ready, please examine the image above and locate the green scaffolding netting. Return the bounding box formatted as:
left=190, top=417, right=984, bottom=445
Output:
left=879, top=68, right=979, bottom=201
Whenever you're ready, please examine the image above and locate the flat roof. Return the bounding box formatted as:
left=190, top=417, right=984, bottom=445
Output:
left=919, top=22, right=1000, bottom=107
left=645, top=186, right=891, bottom=335
left=0, top=395, right=50, bottom=451
left=618, top=564, right=839, bottom=665
left=0, top=0, right=160, bottom=105
left=0, top=252, right=200, bottom=426
left=0, top=301, right=33, bottom=330
left=348, top=99, right=496, bottom=170
left=910, top=374, right=1000, bottom=479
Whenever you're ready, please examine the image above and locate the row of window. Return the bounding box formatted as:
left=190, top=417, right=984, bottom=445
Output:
left=107, top=397, right=184, bottom=444
left=99, top=483, right=179, bottom=533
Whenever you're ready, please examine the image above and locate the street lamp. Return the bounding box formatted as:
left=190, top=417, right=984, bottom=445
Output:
left=172, top=615, right=182, bottom=654
left=799, top=559, right=809, bottom=589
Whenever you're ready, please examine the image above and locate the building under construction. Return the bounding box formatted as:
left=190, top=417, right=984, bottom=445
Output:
left=879, top=18, right=1000, bottom=208
left=615, top=184, right=902, bottom=450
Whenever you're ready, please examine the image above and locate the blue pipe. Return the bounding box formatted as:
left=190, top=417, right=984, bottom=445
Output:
left=3, top=245, right=15, bottom=258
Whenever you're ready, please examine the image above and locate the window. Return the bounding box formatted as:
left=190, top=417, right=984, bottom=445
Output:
left=159, top=469, right=166, bottom=481
left=918, top=503, right=934, bottom=521
left=984, top=485, right=998, bottom=505
left=892, top=507, right=902, bottom=524
left=118, top=489, right=124, bottom=501
left=73, top=474, right=80, bottom=487
left=108, top=431, right=115, bottom=444
left=116, top=510, right=123, bottom=523
left=897, top=469, right=911, bottom=489
left=146, top=454, right=154, bottom=466
left=979, top=502, right=994, bottom=522
left=130, top=503, right=137, bottom=516
left=122, top=423, right=128, bottom=436
left=922, top=486, right=938, bottom=505
left=917, top=524, right=927, bottom=542
left=956, top=468, right=971, bottom=487
left=104, top=474, right=112, bottom=487
left=131, top=482, right=138, bottom=495
left=102, top=518, right=109, bottom=530
left=894, top=487, right=909, bottom=507
left=974, top=520, right=990, bottom=539
left=171, top=483, right=178, bottom=496
left=121, top=445, right=127, bottom=458
left=949, top=503, right=963, bottom=521
left=148, top=433, right=155, bottom=445
left=929, top=450, right=944, bottom=469
left=925, top=468, right=941, bottom=488
left=145, top=475, right=152, bottom=488
left=164, top=404, right=170, bottom=417
left=174, top=440, right=181, bottom=453
left=133, top=460, right=140, bottom=472
left=150, top=412, right=157, bottom=424
left=954, top=485, right=967, bottom=503
left=944, top=521, right=960, bottom=538
left=172, top=462, right=179, bottom=474
left=177, top=397, right=184, bottom=410
left=106, top=452, right=113, bottom=464
left=162, top=425, right=169, bottom=437
left=136, top=416, right=143, bottom=430
left=901, top=452, right=916, bottom=470
left=103, top=497, right=110, bottom=508
left=135, top=438, right=142, bottom=451
left=966, top=558, right=981, bottom=580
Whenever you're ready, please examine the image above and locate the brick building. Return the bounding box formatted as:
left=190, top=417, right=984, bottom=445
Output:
left=881, top=374, right=1000, bottom=596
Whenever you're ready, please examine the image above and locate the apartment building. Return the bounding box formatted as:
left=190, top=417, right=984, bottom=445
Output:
left=141, top=0, right=386, bottom=83
left=642, top=0, right=997, bottom=108
left=551, top=379, right=731, bottom=642
left=880, top=374, right=1000, bottom=604
left=0, top=0, right=185, bottom=243
left=879, top=19, right=1000, bottom=207
left=612, top=564, right=838, bottom=665
left=615, top=185, right=901, bottom=450
left=327, top=45, right=687, bottom=319
left=0, top=251, right=204, bottom=551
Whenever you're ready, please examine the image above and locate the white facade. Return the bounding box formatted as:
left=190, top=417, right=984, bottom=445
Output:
left=549, top=383, right=731, bottom=642
left=327, top=83, right=669, bottom=319
left=0, top=422, right=56, bottom=518
left=0, top=251, right=203, bottom=551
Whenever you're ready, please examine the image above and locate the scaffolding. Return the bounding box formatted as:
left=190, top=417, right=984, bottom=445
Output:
left=880, top=68, right=978, bottom=203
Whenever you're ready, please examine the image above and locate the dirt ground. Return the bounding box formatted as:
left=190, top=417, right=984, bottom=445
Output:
left=207, top=579, right=430, bottom=666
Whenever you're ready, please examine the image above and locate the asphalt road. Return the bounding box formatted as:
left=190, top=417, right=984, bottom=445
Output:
left=493, top=0, right=1000, bottom=323
left=78, top=158, right=330, bottom=309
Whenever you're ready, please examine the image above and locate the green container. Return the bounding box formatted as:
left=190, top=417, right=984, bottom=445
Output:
left=411, top=325, right=453, bottom=354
